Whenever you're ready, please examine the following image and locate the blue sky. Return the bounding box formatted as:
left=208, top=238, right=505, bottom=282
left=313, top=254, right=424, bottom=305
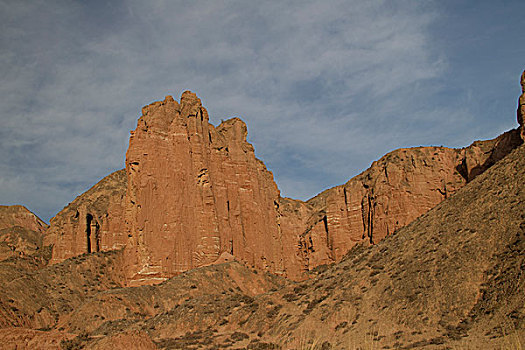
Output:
left=1, top=0, right=524, bottom=222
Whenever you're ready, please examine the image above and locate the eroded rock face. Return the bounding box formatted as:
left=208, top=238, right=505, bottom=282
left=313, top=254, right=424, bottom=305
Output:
left=122, top=92, right=523, bottom=283
left=45, top=170, right=127, bottom=264
left=0, top=205, right=48, bottom=260
left=518, top=70, right=525, bottom=140
left=45, top=84, right=523, bottom=282
left=0, top=205, right=47, bottom=233
left=301, top=129, right=522, bottom=268
left=123, top=93, right=292, bottom=284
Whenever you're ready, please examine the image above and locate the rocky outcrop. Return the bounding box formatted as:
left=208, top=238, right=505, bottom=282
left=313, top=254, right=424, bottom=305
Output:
left=518, top=70, right=525, bottom=141
left=0, top=205, right=48, bottom=261
left=45, top=75, right=524, bottom=282
left=0, top=205, right=47, bottom=233
left=121, top=92, right=522, bottom=282
left=123, top=93, right=292, bottom=284
left=44, top=170, right=127, bottom=264
left=300, top=129, right=522, bottom=268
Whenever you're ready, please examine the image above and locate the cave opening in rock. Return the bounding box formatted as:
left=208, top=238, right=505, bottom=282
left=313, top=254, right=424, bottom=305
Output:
left=86, top=214, right=93, bottom=253
left=86, top=213, right=100, bottom=253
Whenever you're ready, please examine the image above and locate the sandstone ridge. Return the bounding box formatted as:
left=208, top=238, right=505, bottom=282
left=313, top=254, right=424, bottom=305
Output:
left=44, top=169, right=127, bottom=264
left=46, top=71, right=525, bottom=283
left=0, top=205, right=48, bottom=261
left=2, top=71, right=525, bottom=349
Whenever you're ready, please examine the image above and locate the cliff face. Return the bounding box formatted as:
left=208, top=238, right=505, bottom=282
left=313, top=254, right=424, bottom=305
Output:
left=123, top=93, right=292, bottom=284
left=300, top=129, right=522, bottom=268
left=45, top=71, right=525, bottom=283
left=44, top=170, right=127, bottom=264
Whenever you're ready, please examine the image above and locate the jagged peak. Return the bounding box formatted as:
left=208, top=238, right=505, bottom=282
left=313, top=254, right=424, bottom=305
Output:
left=164, top=95, right=175, bottom=102
left=140, top=95, right=179, bottom=117
left=214, top=117, right=251, bottom=149
left=180, top=90, right=201, bottom=105
left=135, top=91, right=209, bottom=132
left=180, top=90, right=205, bottom=120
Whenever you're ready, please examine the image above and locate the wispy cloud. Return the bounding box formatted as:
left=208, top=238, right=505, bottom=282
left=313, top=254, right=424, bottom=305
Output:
left=0, top=0, right=523, bottom=221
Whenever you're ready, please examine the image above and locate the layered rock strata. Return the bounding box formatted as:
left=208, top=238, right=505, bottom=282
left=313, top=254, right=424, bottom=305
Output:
left=123, top=93, right=291, bottom=284
left=44, top=170, right=127, bottom=264
left=46, top=72, right=524, bottom=282
left=301, top=129, right=521, bottom=267
left=0, top=205, right=47, bottom=233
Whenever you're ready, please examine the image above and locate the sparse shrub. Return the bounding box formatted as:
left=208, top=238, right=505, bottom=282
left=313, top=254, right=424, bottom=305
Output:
left=266, top=304, right=282, bottom=318
left=230, top=331, right=249, bottom=342
left=335, top=321, right=347, bottom=331
left=60, top=332, right=91, bottom=350
left=321, top=341, right=331, bottom=350
left=283, top=293, right=298, bottom=302
left=247, top=339, right=281, bottom=349
left=293, top=285, right=307, bottom=294
left=240, top=295, right=255, bottom=304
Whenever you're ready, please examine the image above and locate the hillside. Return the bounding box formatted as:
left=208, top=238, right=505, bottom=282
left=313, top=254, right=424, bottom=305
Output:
left=0, top=205, right=49, bottom=262
left=1, top=69, right=523, bottom=349
left=0, top=142, right=523, bottom=349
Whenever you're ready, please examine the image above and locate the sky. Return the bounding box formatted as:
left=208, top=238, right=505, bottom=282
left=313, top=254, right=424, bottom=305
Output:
left=1, top=0, right=524, bottom=222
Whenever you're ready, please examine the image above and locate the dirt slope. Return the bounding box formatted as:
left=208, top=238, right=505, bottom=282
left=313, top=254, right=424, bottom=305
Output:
left=1, top=143, right=521, bottom=349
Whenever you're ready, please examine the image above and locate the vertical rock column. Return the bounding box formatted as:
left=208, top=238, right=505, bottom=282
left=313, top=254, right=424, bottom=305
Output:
left=123, top=92, right=297, bottom=285
left=518, top=70, right=525, bottom=141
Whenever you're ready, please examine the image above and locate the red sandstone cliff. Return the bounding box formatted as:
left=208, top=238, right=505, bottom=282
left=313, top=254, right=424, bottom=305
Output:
left=44, top=170, right=126, bottom=264
left=300, top=129, right=522, bottom=269
left=45, top=71, right=524, bottom=282
left=122, top=93, right=291, bottom=284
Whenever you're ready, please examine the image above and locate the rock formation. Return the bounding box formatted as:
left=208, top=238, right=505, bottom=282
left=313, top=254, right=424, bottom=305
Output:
left=44, top=170, right=126, bottom=264
left=289, top=127, right=521, bottom=269
left=518, top=70, right=525, bottom=141
left=121, top=92, right=520, bottom=283
left=45, top=72, right=525, bottom=283
left=5, top=141, right=523, bottom=349
left=0, top=205, right=48, bottom=261
left=0, top=205, right=47, bottom=233
left=122, top=93, right=292, bottom=284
